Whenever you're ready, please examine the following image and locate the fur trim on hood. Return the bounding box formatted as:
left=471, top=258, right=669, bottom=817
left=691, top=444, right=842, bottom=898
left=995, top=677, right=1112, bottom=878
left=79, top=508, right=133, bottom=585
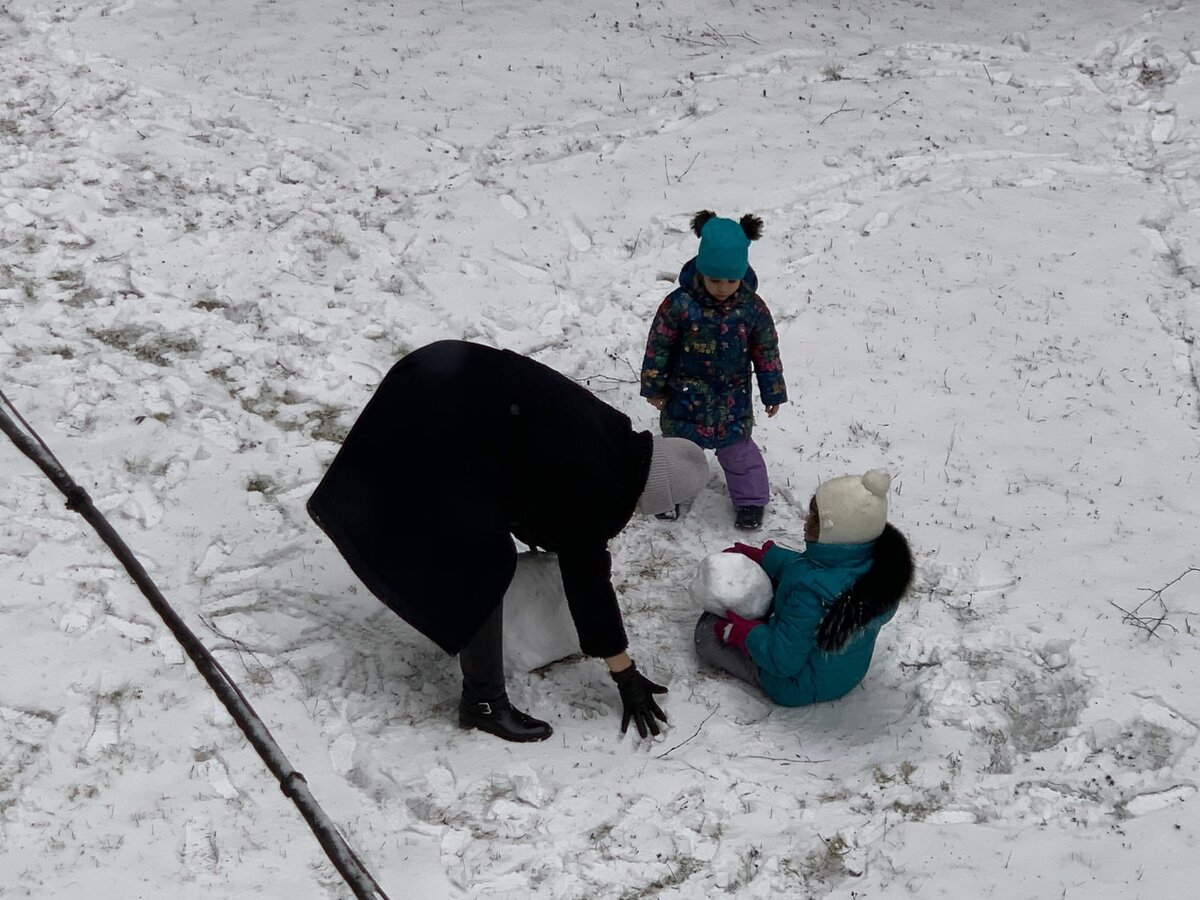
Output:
left=815, top=524, right=914, bottom=653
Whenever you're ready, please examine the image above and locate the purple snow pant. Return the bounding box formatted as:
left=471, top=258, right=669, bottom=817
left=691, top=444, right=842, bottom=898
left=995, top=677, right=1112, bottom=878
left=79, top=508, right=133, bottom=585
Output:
left=715, top=438, right=769, bottom=508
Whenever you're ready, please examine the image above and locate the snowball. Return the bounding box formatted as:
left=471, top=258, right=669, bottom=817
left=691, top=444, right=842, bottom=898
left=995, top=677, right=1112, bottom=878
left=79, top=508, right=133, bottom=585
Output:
left=689, top=552, right=774, bottom=619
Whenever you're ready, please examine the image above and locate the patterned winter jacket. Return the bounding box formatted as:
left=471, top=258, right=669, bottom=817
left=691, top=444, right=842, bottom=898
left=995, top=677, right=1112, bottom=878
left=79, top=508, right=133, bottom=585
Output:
left=745, top=525, right=914, bottom=707
left=639, top=258, right=787, bottom=450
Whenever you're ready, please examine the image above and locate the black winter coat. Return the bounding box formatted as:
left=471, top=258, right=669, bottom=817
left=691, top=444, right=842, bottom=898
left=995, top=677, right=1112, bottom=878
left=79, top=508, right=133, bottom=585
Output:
left=307, top=340, right=654, bottom=656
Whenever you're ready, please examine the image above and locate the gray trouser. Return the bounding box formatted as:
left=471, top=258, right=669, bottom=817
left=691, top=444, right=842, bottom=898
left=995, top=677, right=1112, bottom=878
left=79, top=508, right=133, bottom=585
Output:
left=694, top=613, right=761, bottom=687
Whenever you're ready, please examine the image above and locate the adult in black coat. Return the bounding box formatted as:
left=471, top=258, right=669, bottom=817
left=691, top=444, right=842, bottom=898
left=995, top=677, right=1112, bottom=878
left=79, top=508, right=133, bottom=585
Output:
left=308, top=340, right=709, bottom=742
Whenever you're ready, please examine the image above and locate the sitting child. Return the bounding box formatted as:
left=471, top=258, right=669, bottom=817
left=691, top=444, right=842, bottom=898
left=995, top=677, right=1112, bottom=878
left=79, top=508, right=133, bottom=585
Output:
left=695, top=469, right=914, bottom=706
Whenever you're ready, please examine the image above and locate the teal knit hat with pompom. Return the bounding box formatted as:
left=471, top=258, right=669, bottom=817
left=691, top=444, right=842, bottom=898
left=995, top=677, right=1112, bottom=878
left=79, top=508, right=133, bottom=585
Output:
left=693, top=211, right=762, bottom=280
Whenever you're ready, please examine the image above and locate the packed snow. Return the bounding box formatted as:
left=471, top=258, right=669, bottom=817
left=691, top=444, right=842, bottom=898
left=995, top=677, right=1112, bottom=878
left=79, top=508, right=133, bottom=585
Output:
left=2, top=0, right=1200, bottom=897
left=502, top=553, right=583, bottom=675
left=689, top=552, right=776, bottom=619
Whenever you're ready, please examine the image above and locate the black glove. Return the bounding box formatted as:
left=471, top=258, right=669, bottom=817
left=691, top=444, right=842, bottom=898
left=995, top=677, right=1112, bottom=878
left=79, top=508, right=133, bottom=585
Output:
left=610, top=661, right=668, bottom=738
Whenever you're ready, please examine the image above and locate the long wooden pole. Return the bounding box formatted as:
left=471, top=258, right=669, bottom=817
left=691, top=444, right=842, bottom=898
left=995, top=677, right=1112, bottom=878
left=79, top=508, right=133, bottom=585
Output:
left=0, top=394, right=390, bottom=900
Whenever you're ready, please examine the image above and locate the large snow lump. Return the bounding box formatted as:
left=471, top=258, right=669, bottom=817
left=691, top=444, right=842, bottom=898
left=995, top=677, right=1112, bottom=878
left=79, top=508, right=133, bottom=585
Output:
left=689, top=552, right=774, bottom=619
left=502, top=552, right=581, bottom=673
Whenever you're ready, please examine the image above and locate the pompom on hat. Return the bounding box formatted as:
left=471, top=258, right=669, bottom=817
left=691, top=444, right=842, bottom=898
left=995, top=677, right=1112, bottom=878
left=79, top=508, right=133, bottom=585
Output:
left=814, top=469, right=892, bottom=544
left=692, top=210, right=762, bottom=281
left=637, top=436, right=709, bottom=516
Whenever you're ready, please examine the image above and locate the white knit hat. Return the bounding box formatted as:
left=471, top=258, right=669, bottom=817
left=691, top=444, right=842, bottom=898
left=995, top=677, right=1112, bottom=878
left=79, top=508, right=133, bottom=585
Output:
left=637, top=436, right=709, bottom=516
left=814, top=469, right=891, bottom=544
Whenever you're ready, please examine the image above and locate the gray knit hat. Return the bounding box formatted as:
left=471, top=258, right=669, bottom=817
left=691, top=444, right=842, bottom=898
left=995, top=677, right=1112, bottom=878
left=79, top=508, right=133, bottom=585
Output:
left=814, top=469, right=891, bottom=544
left=637, top=437, right=709, bottom=516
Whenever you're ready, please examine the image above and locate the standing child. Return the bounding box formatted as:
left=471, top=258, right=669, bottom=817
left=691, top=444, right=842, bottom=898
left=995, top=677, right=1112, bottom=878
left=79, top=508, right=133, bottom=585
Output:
left=640, top=210, right=788, bottom=530
left=694, top=470, right=914, bottom=707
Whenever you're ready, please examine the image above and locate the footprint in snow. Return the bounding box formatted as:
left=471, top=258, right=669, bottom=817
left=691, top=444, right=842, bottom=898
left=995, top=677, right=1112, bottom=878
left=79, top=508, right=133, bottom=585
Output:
left=501, top=255, right=553, bottom=282
left=1150, top=111, right=1176, bottom=144
left=194, top=756, right=240, bottom=800
left=84, top=704, right=121, bottom=759
left=563, top=216, right=592, bottom=251
left=860, top=211, right=891, bottom=236
left=499, top=193, right=528, bottom=220
left=181, top=817, right=220, bottom=875
left=329, top=732, right=357, bottom=778
left=1122, top=783, right=1196, bottom=817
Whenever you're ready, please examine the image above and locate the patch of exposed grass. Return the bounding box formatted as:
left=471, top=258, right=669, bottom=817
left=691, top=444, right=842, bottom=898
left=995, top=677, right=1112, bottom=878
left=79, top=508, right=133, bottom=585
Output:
left=622, top=856, right=703, bottom=898
left=88, top=325, right=200, bottom=365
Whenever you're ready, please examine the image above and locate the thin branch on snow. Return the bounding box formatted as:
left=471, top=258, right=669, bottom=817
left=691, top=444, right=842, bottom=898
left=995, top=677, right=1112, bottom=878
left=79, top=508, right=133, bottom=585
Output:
left=702, top=22, right=730, bottom=47
left=200, top=614, right=275, bottom=674
left=657, top=709, right=716, bottom=758
left=820, top=101, right=858, bottom=125
left=669, top=27, right=759, bottom=49
left=607, top=350, right=642, bottom=380
left=678, top=152, right=701, bottom=182
left=741, top=754, right=832, bottom=765
left=1111, top=567, right=1200, bottom=639
left=580, top=373, right=637, bottom=392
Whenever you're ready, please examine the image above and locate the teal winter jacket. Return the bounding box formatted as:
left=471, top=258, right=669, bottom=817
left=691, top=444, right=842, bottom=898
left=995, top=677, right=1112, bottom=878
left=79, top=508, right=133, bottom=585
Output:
left=745, top=528, right=911, bottom=707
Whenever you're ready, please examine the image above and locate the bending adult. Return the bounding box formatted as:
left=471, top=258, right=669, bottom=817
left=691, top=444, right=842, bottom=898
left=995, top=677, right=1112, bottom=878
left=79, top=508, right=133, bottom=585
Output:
left=308, top=340, right=709, bottom=742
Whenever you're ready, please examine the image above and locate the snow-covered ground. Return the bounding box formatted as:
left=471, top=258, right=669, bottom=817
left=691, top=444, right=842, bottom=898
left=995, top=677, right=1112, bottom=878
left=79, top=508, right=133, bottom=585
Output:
left=2, top=0, right=1199, bottom=896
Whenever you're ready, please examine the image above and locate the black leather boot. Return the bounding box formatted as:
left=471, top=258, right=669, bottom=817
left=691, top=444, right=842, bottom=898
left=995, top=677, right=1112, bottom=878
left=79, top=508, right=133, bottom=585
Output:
left=458, top=696, right=553, bottom=742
